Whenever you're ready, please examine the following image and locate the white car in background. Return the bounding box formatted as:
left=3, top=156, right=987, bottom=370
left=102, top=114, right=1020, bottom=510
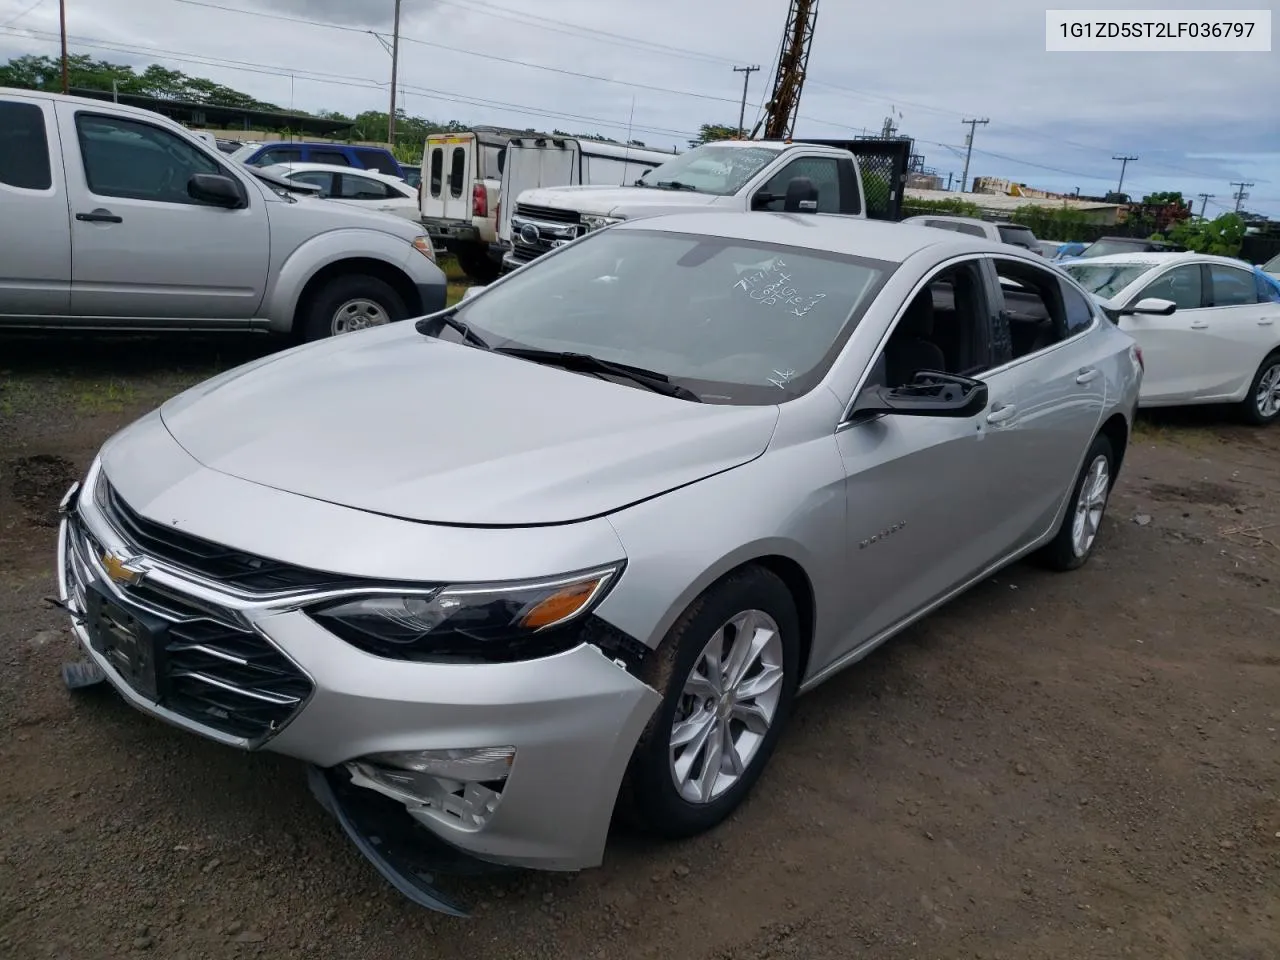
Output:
left=1064, top=253, right=1280, bottom=425
left=1263, top=251, right=1280, bottom=282
left=259, top=162, right=422, bottom=223
left=902, top=215, right=1043, bottom=254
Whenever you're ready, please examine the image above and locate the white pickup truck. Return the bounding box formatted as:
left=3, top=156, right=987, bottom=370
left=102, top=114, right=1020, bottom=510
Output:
left=502, top=139, right=872, bottom=272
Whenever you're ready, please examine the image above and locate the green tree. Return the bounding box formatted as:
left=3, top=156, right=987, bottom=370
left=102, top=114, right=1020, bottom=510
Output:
left=1152, top=212, right=1246, bottom=256
left=689, top=123, right=740, bottom=147
left=1141, top=191, right=1188, bottom=209
left=901, top=196, right=983, bottom=218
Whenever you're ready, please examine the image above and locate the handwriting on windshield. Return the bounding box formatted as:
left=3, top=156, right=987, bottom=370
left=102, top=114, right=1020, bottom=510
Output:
left=733, top=261, right=827, bottom=317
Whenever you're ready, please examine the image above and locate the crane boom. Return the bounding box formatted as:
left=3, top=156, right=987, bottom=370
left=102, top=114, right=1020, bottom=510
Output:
left=750, top=0, right=820, bottom=140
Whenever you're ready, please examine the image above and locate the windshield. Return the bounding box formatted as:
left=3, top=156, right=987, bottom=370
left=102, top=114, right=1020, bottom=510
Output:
left=1079, top=239, right=1154, bottom=258
left=1264, top=252, right=1280, bottom=273
left=1064, top=262, right=1153, bottom=299
left=635, top=144, right=781, bottom=196
left=447, top=228, right=894, bottom=404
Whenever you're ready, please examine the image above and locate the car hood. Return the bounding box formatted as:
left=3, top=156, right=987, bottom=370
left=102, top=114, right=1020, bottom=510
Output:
left=516, top=185, right=721, bottom=219
left=158, top=324, right=779, bottom=527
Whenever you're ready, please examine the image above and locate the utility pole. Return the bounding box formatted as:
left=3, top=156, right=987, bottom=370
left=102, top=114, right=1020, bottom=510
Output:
left=732, top=65, right=760, bottom=138
left=1230, top=181, right=1254, bottom=212
left=1196, top=192, right=1213, bottom=218
left=59, top=0, right=68, bottom=93
left=387, top=0, right=402, bottom=146
left=959, top=118, right=988, bottom=193
left=945, top=172, right=953, bottom=191
left=1112, top=155, right=1137, bottom=195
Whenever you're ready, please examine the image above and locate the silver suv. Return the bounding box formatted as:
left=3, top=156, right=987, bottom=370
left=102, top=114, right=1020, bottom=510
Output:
left=0, top=89, right=446, bottom=339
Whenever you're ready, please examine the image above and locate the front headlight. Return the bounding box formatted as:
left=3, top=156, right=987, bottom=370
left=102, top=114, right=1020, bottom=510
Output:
left=307, top=565, right=622, bottom=663
left=582, top=215, right=623, bottom=232
left=411, top=235, right=437, bottom=262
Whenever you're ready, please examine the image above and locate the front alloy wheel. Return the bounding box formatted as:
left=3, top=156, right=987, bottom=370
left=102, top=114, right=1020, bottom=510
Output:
left=623, top=566, right=799, bottom=838
left=1243, top=353, right=1280, bottom=425
left=669, top=610, right=785, bottom=805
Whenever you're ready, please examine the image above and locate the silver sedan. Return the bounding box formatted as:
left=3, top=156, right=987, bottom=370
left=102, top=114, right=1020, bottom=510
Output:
left=55, top=212, right=1142, bottom=911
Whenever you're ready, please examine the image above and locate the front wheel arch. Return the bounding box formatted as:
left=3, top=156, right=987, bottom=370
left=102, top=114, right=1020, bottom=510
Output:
left=291, top=258, right=421, bottom=339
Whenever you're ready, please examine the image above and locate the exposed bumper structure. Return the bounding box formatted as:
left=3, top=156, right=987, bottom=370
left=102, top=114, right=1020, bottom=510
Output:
left=55, top=461, right=662, bottom=895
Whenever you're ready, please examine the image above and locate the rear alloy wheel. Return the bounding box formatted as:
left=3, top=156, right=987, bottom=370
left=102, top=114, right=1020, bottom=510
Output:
left=1037, top=433, right=1115, bottom=572
left=302, top=274, right=407, bottom=341
left=1240, top=352, right=1280, bottom=426
left=622, top=566, right=800, bottom=838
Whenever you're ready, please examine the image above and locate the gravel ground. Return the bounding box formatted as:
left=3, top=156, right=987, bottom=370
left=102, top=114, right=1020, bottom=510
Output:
left=2, top=332, right=1278, bottom=960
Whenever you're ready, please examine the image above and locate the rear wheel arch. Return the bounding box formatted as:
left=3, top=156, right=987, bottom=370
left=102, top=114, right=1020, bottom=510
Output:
left=1097, top=412, right=1130, bottom=477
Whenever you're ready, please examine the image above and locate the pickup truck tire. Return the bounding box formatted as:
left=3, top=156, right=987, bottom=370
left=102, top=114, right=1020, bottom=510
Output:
left=302, top=274, right=408, bottom=341
left=455, top=245, right=501, bottom=284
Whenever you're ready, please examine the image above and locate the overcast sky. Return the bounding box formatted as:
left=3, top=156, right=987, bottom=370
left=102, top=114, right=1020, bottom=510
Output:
left=2, top=0, right=1276, bottom=216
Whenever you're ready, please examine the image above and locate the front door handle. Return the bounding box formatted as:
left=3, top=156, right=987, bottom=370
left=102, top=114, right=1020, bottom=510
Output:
left=1075, top=367, right=1100, bottom=384
left=76, top=209, right=123, bottom=224
left=986, top=403, right=1018, bottom=425
left=1189, top=321, right=1209, bottom=329
left=1259, top=318, right=1275, bottom=327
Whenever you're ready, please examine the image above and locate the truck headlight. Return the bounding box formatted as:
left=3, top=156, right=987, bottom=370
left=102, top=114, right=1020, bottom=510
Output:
left=411, top=235, right=437, bottom=262
left=307, top=565, right=622, bottom=663
left=582, top=215, right=623, bottom=232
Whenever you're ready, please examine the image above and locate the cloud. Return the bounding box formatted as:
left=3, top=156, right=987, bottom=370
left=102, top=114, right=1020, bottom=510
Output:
left=2, top=0, right=1276, bottom=213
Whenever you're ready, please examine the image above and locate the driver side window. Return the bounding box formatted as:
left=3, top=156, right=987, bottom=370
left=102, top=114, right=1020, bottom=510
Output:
left=865, top=260, right=992, bottom=390
left=757, top=157, right=842, bottom=214
left=76, top=113, right=224, bottom=206
left=1136, top=264, right=1202, bottom=310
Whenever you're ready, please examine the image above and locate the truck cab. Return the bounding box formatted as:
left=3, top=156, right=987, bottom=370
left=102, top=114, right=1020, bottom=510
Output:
left=502, top=139, right=868, bottom=272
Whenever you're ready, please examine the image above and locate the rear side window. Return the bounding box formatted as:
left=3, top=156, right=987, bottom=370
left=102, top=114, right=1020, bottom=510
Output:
left=0, top=101, right=53, bottom=190
left=337, top=174, right=394, bottom=200
left=356, top=149, right=400, bottom=176
left=429, top=147, right=443, bottom=198
left=480, top=144, right=505, bottom=179
left=1059, top=280, right=1096, bottom=334
left=256, top=147, right=302, bottom=166
left=309, top=149, right=351, bottom=166
left=449, top=146, right=465, bottom=198
left=1207, top=264, right=1257, bottom=307
left=998, top=225, right=1037, bottom=249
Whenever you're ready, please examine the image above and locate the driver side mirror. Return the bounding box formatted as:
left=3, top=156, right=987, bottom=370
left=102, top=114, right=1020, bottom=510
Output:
left=850, top=371, right=989, bottom=420
left=188, top=173, right=244, bottom=209
left=1119, top=296, right=1176, bottom=317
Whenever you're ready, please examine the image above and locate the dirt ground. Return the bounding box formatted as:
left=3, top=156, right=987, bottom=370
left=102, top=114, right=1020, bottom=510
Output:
left=2, top=330, right=1278, bottom=960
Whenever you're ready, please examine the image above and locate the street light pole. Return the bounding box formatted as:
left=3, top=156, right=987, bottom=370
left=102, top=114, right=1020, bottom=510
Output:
left=387, top=0, right=402, bottom=146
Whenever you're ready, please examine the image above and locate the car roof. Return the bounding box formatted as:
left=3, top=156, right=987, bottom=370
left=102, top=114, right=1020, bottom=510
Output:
left=904, top=215, right=990, bottom=227
left=1065, top=251, right=1252, bottom=270
left=614, top=212, right=1009, bottom=263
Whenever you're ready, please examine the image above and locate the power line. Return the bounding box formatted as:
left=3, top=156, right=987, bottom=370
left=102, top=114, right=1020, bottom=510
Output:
left=959, top=118, right=988, bottom=192
left=0, top=26, right=702, bottom=141
left=1111, top=155, right=1137, bottom=195
left=0, top=0, right=46, bottom=29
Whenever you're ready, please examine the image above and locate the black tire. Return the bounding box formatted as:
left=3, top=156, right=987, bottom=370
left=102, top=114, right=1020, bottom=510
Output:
left=300, top=274, right=408, bottom=342
left=621, top=566, right=801, bottom=839
left=1036, top=433, right=1115, bottom=572
left=454, top=244, right=501, bottom=284
left=1238, top=351, right=1280, bottom=426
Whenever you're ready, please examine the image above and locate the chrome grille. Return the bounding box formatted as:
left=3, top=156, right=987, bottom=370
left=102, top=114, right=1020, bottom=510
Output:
left=65, top=513, right=313, bottom=743
left=513, top=203, right=581, bottom=226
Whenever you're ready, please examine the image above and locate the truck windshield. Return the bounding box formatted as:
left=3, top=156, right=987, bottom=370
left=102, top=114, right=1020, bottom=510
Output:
left=635, top=144, right=781, bottom=196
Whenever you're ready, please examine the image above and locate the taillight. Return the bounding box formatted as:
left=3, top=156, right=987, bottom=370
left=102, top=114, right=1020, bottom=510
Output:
left=472, top=183, right=488, bottom=218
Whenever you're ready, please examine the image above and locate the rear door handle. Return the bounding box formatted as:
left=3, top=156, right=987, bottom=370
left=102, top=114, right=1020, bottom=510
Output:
left=986, top=403, right=1018, bottom=425
left=76, top=209, right=122, bottom=224
left=1189, top=321, right=1209, bottom=329
left=1259, top=318, right=1275, bottom=327
left=1075, top=367, right=1100, bottom=384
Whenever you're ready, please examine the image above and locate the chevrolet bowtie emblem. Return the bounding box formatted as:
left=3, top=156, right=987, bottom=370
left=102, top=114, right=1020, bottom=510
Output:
left=102, top=552, right=147, bottom=587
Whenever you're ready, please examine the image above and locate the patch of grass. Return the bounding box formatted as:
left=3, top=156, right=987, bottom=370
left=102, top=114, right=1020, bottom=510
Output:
left=441, top=256, right=468, bottom=283
left=1131, top=414, right=1232, bottom=452
left=446, top=282, right=471, bottom=307
left=73, top=379, right=140, bottom=414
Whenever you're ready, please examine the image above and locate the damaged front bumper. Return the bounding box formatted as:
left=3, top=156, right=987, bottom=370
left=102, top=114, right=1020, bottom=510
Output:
left=56, top=467, right=663, bottom=913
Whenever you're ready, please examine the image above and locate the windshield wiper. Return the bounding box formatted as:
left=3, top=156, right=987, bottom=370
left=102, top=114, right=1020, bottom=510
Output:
left=495, top=347, right=701, bottom=401
left=414, top=308, right=491, bottom=349
left=654, top=180, right=699, bottom=191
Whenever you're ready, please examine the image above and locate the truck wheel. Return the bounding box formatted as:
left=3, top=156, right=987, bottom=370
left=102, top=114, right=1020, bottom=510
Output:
left=302, top=274, right=407, bottom=341
left=455, top=245, right=501, bottom=284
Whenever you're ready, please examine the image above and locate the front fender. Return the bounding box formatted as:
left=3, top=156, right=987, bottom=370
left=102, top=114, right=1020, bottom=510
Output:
left=595, top=428, right=848, bottom=687
left=263, top=229, right=443, bottom=334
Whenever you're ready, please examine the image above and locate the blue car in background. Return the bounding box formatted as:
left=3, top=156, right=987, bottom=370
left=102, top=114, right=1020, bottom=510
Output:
left=228, top=141, right=405, bottom=180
